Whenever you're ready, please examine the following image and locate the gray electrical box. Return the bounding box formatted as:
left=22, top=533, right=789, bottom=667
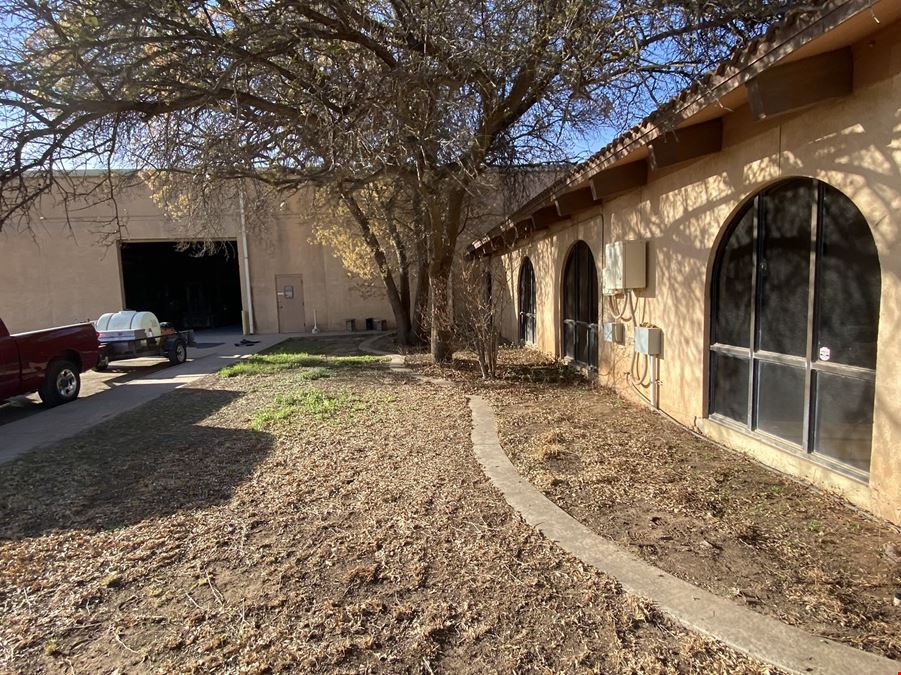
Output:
left=634, top=326, right=663, bottom=355
left=602, top=322, right=625, bottom=344
left=603, top=240, right=647, bottom=295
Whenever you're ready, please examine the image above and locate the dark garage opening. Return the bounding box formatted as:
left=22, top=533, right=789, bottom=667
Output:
left=120, top=241, right=242, bottom=330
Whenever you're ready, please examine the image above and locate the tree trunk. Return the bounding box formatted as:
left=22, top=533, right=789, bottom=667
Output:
left=395, top=266, right=415, bottom=347
left=340, top=190, right=414, bottom=347
left=426, top=185, right=466, bottom=363
left=429, top=262, right=454, bottom=363
left=386, top=217, right=415, bottom=346
left=412, top=260, right=430, bottom=342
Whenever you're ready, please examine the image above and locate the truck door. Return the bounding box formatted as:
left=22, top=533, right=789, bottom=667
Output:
left=0, top=320, right=19, bottom=400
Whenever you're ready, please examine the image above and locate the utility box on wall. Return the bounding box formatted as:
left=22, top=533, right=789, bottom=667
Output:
left=634, top=326, right=663, bottom=355
left=603, top=240, right=647, bottom=295
left=602, top=322, right=625, bottom=344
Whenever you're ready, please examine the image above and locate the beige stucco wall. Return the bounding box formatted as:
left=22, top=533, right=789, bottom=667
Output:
left=0, top=182, right=393, bottom=335
left=496, top=19, right=901, bottom=525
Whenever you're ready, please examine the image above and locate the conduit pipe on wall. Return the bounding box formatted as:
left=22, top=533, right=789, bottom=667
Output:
left=650, top=355, right=659, bottom=410
left=239, top=183, right=256, bottom=335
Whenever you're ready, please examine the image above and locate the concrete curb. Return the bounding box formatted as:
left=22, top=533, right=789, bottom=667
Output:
left=468, top=395, right=900, bottom=675
left=361, top=336, right=901, bottom=675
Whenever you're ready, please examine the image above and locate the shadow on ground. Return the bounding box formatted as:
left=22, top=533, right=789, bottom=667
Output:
left=0, top=361, right=175, bottom=427
left=0, top=386, right=272, bottom=539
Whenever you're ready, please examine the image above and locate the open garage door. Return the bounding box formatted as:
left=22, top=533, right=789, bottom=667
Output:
left=120, top=241, right=242, bottom=330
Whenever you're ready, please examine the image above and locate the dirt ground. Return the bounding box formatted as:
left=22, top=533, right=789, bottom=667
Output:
left=405, top=345, right=901, bottom=660
left=0, top=336, right=778, bottom=673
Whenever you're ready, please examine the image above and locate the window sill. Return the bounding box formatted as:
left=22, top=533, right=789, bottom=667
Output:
left=705, top=414, right=869, bottom=484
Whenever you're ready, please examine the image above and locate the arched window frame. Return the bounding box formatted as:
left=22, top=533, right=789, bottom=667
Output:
left=709, top=178, right=880, bottom=478
left=518, top=257, right=537, bottom=345
left=562, top=241, right=598, bottom=368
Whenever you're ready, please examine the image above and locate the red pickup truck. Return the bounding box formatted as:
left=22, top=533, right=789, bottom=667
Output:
left=0, top=317, right=102, bottom=407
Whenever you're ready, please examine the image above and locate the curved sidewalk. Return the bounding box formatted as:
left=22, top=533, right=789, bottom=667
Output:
left=359, top=335, right=901, bottom=675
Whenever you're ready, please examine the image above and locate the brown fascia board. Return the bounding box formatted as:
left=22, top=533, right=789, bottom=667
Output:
left=554, top=186, right=599, bottom=216
left=561, top=0, right=875, bottom=187
left=746, top=46, right=853, bottom=120
left=531, top=204, right=569, bottom=230
left=469, top=216, right=532, bottom=257
left=648, top=118, right=723, bottom=170
left=469, top=0, right=878, bottom=256
left=590, top=160, right=648, bottom=200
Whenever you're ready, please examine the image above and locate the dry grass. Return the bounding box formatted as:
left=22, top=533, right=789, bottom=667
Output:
left=405, top=344, right=901, bottom=660
left=0, top=336, right=778, bottom=673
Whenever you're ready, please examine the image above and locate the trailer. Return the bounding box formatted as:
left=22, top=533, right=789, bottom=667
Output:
left=94, top=311, right=196, bottom=371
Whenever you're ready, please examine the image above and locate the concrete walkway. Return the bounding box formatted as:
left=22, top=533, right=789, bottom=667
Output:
left=0, top=330, right=295, bottom=463
left=359, top=335, right=901, bottom=675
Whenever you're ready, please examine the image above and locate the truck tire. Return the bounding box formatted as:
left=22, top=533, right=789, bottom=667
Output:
left=39, top=359, right=81, bottom=407
left=168, top=339, right=187, bottom=365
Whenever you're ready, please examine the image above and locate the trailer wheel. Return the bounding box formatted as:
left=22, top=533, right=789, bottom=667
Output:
left=94, top=355, right=110, bottom=372
left=39, top=359, right=81, bottom=407
left=169, top=339, right=187, bottom=365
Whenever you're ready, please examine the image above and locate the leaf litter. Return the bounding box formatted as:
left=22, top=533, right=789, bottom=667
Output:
left=0, top=336, right=784, bottom=673
left=405, top=343, right=901, bottom=659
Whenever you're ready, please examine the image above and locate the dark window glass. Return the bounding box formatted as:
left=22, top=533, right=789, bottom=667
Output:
left=519, top=258, right=536, bottom=344
left=563, top=320, right=575, bottom=359
left=816, top=185, right=881, bottom=369
left=576, top=324, right=589, bottom=363
left=588, top=324, right=598, bottom=366
left=562, top=242, right=597, bottom=366
left=564, top=256, right=577, bottom=321
left=756, top=361, right=806, bottom=445
left=710, top=178, right=880, bottom=475
left=758, top=181, right=814, bottom=356
left=714, top=205, right=754, bottom=347
left=578, top=251, right=591, bottom=323
left=813, top=372, right=875, bottom=473
left=712, top=353, right=749, bottom=423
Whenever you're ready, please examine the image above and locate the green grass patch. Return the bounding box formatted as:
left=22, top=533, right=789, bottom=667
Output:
left=251, top=388, right=353, bottom=430
left=295, top=366, right=332, bottom=381
left=220, top=339, right=382, bottom=378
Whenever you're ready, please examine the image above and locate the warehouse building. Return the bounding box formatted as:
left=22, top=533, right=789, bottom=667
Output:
left=472, top=0, right=901, bottom=525
left=0, top=181, right=395, bottom=336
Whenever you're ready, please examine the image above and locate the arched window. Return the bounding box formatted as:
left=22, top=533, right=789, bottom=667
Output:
left=518, top=257, right=536, bottom=345
left=710, top=178, right=880, bottom=476
left=562, top=241, right=598, bottom=367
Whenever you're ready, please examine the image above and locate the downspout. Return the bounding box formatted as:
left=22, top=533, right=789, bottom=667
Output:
left=239, top=183, right=255, bottom=335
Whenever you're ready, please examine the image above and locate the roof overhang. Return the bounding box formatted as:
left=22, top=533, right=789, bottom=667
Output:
left=468, top=0, right=897, bottom=258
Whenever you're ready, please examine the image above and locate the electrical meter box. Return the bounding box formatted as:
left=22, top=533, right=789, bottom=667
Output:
left=602, top=322, right=625, bottom=344
left=603, top=240, right=647, bottom=295
left=634, top=327, right=663, bottom=355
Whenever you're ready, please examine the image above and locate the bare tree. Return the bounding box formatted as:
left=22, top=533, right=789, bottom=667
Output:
left=0, top=0, right=794, bottom=360
left=330, top=179, right=431, bottom=347
left=456, top=257, right=506, bottom=379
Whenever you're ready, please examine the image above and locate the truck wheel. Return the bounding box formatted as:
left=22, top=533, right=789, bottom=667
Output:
left=39, top=359, right=81, bottom=407
left=168, top=339, right=187, bottom=365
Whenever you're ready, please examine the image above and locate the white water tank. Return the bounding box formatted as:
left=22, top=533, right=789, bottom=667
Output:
left=97, top=311, right=161, bottom=338
left=95, top=313, right=116, bottom=332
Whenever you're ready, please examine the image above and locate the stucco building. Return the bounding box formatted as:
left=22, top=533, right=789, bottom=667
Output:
left=0, top=181, right=395, bottom=336
left=472, top=0, right=901, bottom=525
